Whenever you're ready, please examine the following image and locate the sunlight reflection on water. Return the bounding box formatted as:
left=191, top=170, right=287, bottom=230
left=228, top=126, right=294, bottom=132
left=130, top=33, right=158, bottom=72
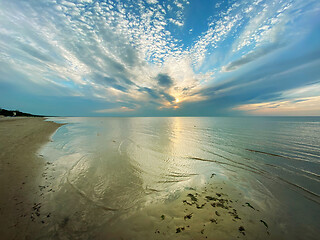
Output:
left=40, top=117, right=320, bottom=239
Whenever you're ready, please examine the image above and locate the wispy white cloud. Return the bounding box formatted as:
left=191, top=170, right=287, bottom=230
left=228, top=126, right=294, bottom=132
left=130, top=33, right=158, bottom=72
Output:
left=0, top=0, right=319, bottom=116
left=234, top=96, right=320, bottom=116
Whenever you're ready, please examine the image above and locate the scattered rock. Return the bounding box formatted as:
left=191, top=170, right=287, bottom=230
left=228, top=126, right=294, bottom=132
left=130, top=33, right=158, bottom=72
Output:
left=228, top=209, right=241, bottom=220
left=239, top=226, right=245, bottom=235
left=184, top=213, right=193, bottom=220
left=210, top=218, right=218, bottom=224
left=187, top=193, right=198, bottom=202
left=205, top=196, right=217, bottom=201
left=215, top=211, right=220, bottom=216
left=161, top=215, right=165, bottom=220
left=196, top=203, right=206, bottom=209
left=183, top=200, right=193, bottom=206
left=176, top=227, right=185, bottom=233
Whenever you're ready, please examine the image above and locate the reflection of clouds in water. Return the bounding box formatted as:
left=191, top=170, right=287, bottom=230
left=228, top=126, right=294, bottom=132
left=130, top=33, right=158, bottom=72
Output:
left=38, top=117, right=320, bottom=239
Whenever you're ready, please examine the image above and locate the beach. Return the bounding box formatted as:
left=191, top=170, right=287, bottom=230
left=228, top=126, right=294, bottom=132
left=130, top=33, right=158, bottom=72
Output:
left=0, top=116, right=319, bottom=239
left=0, top=117, right=62, bottom=239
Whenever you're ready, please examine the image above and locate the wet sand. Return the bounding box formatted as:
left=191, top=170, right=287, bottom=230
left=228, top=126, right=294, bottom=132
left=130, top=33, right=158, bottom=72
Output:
left=97, top=179, right=273, bottom=240
left=0, top=117, right=313, bottom=239
left=0, top=117, right=62, bottom=239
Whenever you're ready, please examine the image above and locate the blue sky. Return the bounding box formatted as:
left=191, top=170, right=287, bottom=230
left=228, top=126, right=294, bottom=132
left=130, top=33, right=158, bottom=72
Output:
left=0, top=0, right=320, bottom=116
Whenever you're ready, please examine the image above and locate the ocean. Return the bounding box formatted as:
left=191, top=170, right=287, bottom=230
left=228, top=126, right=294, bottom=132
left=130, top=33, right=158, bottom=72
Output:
left=39, top=117, right=320, bottom=239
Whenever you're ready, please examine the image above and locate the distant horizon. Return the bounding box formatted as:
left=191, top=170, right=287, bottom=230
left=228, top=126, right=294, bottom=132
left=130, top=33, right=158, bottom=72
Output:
left=1, top=0, right=319, bottom=117
left=1, top=107, right=320, bottom=118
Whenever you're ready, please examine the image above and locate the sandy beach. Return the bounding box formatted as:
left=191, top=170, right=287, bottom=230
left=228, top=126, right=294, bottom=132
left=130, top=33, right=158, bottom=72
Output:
left=0, top=117, right=270, bottom=240
left=0, top=117, right=62, bottom=240
left=0, top=116, right=318, bottom=240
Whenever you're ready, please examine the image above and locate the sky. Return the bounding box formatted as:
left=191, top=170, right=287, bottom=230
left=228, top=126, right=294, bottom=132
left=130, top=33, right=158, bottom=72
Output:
left=0, top=0, right=320, bottom=117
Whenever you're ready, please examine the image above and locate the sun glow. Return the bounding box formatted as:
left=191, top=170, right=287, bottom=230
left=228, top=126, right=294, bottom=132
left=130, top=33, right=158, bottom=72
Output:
left=175, top=98, right=180, bottom=103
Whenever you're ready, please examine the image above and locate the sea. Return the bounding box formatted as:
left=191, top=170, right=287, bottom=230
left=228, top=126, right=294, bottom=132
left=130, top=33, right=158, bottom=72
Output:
left=39, top=117, right=320, bottom=239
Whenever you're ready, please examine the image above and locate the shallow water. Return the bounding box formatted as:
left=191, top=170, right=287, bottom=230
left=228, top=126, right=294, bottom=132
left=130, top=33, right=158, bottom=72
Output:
left=40, top=117, right=320, bottom=239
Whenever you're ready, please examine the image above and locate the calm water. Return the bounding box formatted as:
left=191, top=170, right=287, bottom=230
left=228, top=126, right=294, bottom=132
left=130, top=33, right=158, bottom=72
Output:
left=41, top=117, right=320, bottom=239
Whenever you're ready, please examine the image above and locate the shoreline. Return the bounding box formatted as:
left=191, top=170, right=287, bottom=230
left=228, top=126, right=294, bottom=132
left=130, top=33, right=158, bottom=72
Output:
left=0, top=117, right=62, bottom=239
left=1, top=117, right=318, bottom=239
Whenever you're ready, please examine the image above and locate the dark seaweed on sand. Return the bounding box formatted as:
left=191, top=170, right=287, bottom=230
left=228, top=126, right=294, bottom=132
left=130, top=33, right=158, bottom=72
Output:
left=260, top=220, right=269, bottom=228
left=245, top=202, right=255, bottom=210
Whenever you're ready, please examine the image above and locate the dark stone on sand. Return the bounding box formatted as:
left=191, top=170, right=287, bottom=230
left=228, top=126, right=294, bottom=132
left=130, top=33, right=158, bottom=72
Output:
left=176, top=227, right=185, bottom=233
left=161, top=214, right=165, bottom=220
left=205, top=196, right=217, bottom=201
left=216, top=202, right=227, bottom=209
left=184, top=213, right=193, bottom=220
left=183, top=200, right=193, bottom=206
left=215, top=211, right=220, bottom=216
left=187, top=193, right=198, bottom=202
left=228, top=209, right=241, bottom=220
left=238, top=226, right=246, bottom=235
left=216, top=193, right=221, bottom=197
left=210, top=218, right=217, bottom=224
left=196, top=203, right=206, bottom=209
left=201, top=229, right=204, bottom=234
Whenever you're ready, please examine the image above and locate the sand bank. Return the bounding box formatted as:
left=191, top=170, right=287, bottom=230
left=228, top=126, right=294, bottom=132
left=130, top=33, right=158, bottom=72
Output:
left=0, top=117, right=62, bottom=239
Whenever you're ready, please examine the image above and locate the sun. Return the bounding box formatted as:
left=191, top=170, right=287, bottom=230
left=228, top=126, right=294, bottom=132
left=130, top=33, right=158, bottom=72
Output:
left=175, top=98, right=180, bottom=103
